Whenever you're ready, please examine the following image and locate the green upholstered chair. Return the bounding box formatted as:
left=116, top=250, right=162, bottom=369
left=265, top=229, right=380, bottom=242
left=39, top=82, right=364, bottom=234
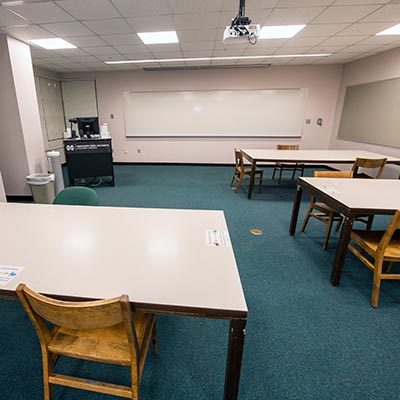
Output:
left=53, top=187, right=99, bottom=206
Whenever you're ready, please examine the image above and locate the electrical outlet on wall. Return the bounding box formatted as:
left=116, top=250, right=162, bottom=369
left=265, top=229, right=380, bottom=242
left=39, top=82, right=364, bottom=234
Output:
left=137, top=149, right=141, bottom=154
left=124, top=149, right=128, bottom=154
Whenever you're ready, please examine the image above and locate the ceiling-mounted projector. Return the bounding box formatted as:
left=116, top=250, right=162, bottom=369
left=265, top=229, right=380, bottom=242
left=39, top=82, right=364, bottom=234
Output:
left=223, top=0, right=260, bottom=44
left=223, top=24, right=260, bottom=44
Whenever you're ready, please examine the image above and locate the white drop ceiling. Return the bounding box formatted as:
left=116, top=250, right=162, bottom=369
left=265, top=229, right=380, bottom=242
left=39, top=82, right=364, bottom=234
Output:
left=0, top=0, right=400, bottom=72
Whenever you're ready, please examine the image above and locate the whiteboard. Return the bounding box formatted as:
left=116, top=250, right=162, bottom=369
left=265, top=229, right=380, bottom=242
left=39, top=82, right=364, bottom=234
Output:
left=123, top=89, right=309, bottom=137
left=338, top=78, right=400, bottom=148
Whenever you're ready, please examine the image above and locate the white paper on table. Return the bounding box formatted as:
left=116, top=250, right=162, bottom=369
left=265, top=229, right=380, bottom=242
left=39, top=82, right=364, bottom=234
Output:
left=0, top=265, right=24, bottom=286
left=205, top=230, right=231, bottom=247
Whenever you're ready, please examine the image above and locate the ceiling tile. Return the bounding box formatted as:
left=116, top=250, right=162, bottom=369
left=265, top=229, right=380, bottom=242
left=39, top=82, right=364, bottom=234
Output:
left=172, top=13, right=220, bottom=30
left=144, top=43, right=181, bottom=52
left=356, top=34, right=400, bottom=45
left=265, top=6, right=326, bottom=24
left=7, top=3, right=74, bottom=24
left=110, top=0, right=169, bottom=16
left=337, top=44, right=379, bottom=53
left=312, top=5, right=382, bottom=23
left=361, top=4, right=400, bottom=22
left=242, top=46, right=280, bottom=55
left=82, top=18, right=133, bottom=35
left=297, top=23, right=350, bottom=37
left=2, top=25, right=55, bottom=40
left=55, top=0, right=121, bottom=20
left=336, top=21, right=394, bottom=35
left=333, top=0, right=391, bottom=4
left=222, top=0, right=279, bottom=10
left=219, top=10, right=272, bottom=26
left=83, top=46, right=120, bottom=55
left=100, top=33, right=142, bottom=45
left=41, top=21, right=94, bottom=37
left=178, top=29, right=217, bottom=42
left=285, top=36, right=327, bottom=47
left=168, top=0, right=223, bottom=14
left=66, top=55, right=100, bottom=62
left=274, top=46, right=313, bottom=54
left=0, top=7, right=31, bottom=26
left=95, top=53, right=127, bottom=61
left=52, top=48, right=89, bottom=56
left=307, top=45, right=347, bottom=52
left=113, top=44, right=150, bottom=54
left=277, top=0, right=334, bottom=6
left=149, top=50, right=183, bottom=58
left=181, top=50, right=214, bottom=57
left=126, top=15, right=174, bottom=32
left=66, top=35, right=108, bottom=47
left=318, top=36, right=363, bottom=46
left=180, top=41, right=214, bottom=51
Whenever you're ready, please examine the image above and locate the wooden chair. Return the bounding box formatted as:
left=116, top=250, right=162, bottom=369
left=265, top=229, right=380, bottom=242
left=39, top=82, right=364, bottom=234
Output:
left=272, top=144, right=305, bottom=184
left=230, top=149, right=263, bottom=193
left=348, top=210, right=400, bottom=308
left=53, top=186, right=99, bottom=206
left=351, top=157, right=387, bottom=179
left=351, top=158, right=387, bottom=229
left=301, top=170, right=353, bottom=250
left=16, top=283, right=156, bottom=400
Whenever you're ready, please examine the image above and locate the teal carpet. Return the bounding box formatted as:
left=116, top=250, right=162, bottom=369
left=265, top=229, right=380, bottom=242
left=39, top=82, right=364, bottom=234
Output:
left=1, top=164, right=400, bottom=400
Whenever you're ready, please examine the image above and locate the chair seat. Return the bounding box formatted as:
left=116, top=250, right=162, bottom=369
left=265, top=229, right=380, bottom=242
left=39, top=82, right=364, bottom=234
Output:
left=313, top=202, right=336, bottom=214
left=48, top=311, right=150, bottom=366
left=351, top=229, right=400, bottom=260
left=243, top=166, right=262, bottom=174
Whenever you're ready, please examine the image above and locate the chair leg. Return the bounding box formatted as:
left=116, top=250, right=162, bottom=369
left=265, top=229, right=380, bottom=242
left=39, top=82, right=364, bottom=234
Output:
left=371, top=261, right=382, bottom=308
left=278, top=167, right=283, bottom=184
left=323, top=214, right=335, bottom=250
left=272, top=166, right=277, bottom=180
left=258, top=171, right=263, bottom=192
left=385, top=262, right=393, bottom=273
left=229, top=174, right=236, bottom=187
left=42, top=350, right=53, bottom=400
left=335, top=217, right=343, bottom=231
left=151, top=319, right=158, bottom=354
left=366, top=215, right=374, bottom=231
left=291, top=167, right=296, bottom=180
left=235, top=173, right=243, bottom=193
left=301, top=201, right=315, bottom=232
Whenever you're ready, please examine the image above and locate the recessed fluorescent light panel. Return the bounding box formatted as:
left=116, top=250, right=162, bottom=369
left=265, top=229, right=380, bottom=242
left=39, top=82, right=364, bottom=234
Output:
left=259, top=25, right=306, bottom=39
left=137, top=31, right=179, bottom=44
left=376, top=23, right=400, bottom=35
left=28, top=38, right=76, bottom=50
left=105, top=53, right=330, bottom=65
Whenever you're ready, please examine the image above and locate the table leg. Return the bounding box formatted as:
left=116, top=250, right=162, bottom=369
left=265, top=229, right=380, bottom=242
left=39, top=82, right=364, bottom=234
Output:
left=224, top=318, right=246, bottom=400
left=330, top=216, right=354, bottom=286
left=290, top=184, right=303, bottom=235
left=247, top=162, right=256, bottom=199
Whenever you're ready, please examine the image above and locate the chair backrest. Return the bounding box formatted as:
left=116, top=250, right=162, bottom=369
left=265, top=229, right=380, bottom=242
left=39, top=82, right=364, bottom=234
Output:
left=314, top=170, right=353, bottom=178
left=277, top=144, right=299, bottom=150
left=351, top=157, right=387, bottom=179
left=376, top=210, right=400, bottom=254
left=234, top=149, right=244, bottom=171
left=53, top=186, right=99, bottom=206
left=16, top=283, right=137, bottom=348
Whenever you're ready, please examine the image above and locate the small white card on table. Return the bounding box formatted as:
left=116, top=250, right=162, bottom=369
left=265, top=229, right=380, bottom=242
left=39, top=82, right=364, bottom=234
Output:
left=0, top=265, right=24, bottom=286
left=205, top=230, right=231, bottom=247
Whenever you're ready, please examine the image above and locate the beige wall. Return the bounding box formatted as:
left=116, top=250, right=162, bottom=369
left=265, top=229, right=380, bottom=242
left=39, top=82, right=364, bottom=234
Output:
left=63, top=64, right=342, bottom=163
left=330, top=47, right=400, bottom=178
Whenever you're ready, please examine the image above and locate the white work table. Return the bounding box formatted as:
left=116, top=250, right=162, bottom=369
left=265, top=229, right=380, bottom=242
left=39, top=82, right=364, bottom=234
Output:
left=0, top=202, right=247, bottom=400
left=289, top=178, right=400, bottom=286
left=241, top=149, right=400, bottom=198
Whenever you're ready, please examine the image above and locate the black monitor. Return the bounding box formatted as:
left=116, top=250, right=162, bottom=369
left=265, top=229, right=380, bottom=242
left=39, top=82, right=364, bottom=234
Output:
left=76, top=117, right=99, bottom=138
